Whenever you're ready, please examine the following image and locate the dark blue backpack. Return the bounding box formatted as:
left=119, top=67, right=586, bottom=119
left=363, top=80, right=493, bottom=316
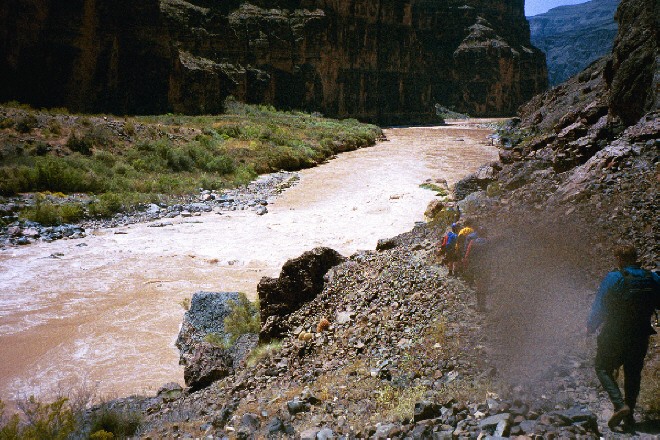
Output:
left=606, top=269, right=660, bottom=334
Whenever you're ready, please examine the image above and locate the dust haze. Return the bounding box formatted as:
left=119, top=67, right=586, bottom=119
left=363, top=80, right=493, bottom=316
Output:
left=473, top=214, right=604, bottom=386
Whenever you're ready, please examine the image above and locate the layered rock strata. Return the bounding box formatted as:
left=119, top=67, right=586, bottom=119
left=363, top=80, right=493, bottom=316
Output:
left=0, top=0, right=547, bottom=122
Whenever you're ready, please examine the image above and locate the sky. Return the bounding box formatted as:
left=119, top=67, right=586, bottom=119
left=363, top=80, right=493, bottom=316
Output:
left=525, top=0, right=591, bottom=16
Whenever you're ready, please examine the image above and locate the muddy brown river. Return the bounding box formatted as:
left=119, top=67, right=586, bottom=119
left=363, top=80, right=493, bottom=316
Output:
left=0, top=121, right=499, bottom=403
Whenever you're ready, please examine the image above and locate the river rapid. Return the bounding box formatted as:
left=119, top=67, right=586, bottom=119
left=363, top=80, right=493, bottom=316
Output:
left=0, top=121, right=499, bottom=404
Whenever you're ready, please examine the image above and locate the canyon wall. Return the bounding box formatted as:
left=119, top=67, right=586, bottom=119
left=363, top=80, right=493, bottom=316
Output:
left=0, top=0, right=547, bottom=122
left=529, top=0, right=619, bottom=87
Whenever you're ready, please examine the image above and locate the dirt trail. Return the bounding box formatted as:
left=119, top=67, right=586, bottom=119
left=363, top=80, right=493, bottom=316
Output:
left=0, top=121, right=499, bottom=403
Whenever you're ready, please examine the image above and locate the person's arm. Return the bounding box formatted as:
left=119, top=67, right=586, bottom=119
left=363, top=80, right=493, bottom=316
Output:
left=587, top=271, right=620, bottom=334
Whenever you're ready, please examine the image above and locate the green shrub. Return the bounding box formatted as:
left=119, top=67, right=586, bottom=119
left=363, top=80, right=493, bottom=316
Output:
left=93, top=150, right=117, bottom=167
left=427, top=208, right=460, bottom=230
left=21, top=195, right=61, bottom=225
left=88, top=193, right=123, bottom=218
left=123, top=121, right=136, bottom=136
left=232, top=164, right=257, bottom=186
left=15, top=114, right=39, bottom=133
left=419, top=183, right=448, bottom=196
left=90, top=429, right=114, bottom=440
left=204, top=332, right=230, bottom=349
left=88, top=405, right=141, bottom=439
left=0, top=117, right=14, bottom=129
left=12, top=396, right=77, bottom=440
left=486, top=182, right=502, bottom=197
left=206, top=155, right=233, bottom=173
left=0, top=400, right=21, bottom=439
left=0, top=165, right=33, bottom=195
left=33, top=157, right=100, bottom=193
left=32, top=142, right=51, bottom=156
left=66, top=133, right=94, bottom=155
left=46, top=119, right=63, bottom=136
left=59, top=203, right=85, bottom=224
left=20, top=196, right=85, bottom=226
left=224, top=293, right=260, bottom=346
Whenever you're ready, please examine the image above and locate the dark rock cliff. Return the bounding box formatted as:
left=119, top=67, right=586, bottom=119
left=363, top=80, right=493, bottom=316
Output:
left=0, top=0, right=547, bottom=122
left=463, top=0, right=658, bottom=264
left=529, top=0, right=619, bottom=87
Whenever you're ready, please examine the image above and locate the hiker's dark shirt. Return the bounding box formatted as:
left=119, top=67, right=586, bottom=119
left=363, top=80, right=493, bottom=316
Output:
left=587, top=265, right=660, bottom=337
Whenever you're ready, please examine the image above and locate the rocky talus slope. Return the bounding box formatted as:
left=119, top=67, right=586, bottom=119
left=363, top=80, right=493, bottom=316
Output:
left=0, top=0, right=547, bottom=122
left=128, top=227, right=610, bottom=439
left=529, top=0, right=619, bottom=87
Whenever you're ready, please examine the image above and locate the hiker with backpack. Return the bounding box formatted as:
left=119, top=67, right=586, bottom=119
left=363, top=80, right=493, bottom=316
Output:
left=463, top=226, right=488, bottom=310
left=439, top=223, right=460, bottom=275
left=587, top=244, right=660, bottom=431
left=455, top=219, right=474, bottom=274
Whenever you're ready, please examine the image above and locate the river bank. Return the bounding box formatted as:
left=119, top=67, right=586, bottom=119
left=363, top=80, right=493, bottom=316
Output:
left=0, top=121, right=499, bottom=407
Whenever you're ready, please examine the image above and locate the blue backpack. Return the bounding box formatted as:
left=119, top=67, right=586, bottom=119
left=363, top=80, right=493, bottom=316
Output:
left=606, top=269, right=660, bottom=334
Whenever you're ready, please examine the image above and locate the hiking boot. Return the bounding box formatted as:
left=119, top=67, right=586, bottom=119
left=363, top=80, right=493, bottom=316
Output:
left=608, top=405, right=631, bottom=430
left=622, top=414, right=636, bottom=432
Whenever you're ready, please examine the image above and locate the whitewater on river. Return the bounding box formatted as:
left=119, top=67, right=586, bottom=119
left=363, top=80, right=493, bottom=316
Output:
left=0, top=121, right=499, bottom=403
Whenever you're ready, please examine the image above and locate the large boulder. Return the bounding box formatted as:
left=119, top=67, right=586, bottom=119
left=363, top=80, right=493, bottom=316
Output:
left=258, top=247, right=345, bottom=342
left=175, top=291, right=239, bottom=364
left=183, top=342, right=233, bottom=392
left=453, top=163, right=499, bottom=201
left=176, top=291, right=258, bottom=390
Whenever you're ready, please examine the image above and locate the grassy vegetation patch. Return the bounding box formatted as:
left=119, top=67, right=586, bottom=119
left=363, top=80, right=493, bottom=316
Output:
left=419, top=183, right=448, bottom=196
left=245, top=340, right=283, bottom=368
left=376, top=384, right=427, bottom=422
left=0, top=99, right=382, bottom=224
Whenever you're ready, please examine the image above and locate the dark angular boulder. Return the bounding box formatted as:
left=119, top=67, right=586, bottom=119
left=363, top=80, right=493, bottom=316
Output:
left=413, top=401, right=442, bottom=422
left=453, top=163, right=499, bottom=200
left=183, top=342, right=233, bottom=391
left=258, top=247, right=345, bottom=342
left=175, top=291, right=259, bottom=390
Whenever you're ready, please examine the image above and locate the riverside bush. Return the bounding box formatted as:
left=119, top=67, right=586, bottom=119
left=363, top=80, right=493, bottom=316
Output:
left=15, top=114, right=38, bottom=133
left=66, top=133, right=94, bottom=155
left=20, top=194, right=86, bottom=225
left=224, top=293, right=260, bottom=346
left=88, top=405, right=142, bottom=439
left=0, top=397, right=77, bottom=440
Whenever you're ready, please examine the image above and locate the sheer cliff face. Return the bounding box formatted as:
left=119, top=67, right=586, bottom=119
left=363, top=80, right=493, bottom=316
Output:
left=529, top=0, right=619, bottom=87
left=0, top=0, right=547, bottom=122
left=605, top=0, right=658, bottom=125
